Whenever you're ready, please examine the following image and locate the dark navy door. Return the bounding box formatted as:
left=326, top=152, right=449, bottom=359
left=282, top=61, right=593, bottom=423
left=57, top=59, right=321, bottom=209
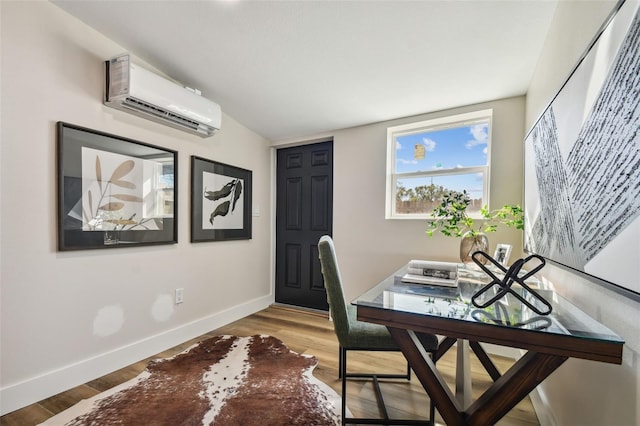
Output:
left=275, top=141, right=333, bottom=310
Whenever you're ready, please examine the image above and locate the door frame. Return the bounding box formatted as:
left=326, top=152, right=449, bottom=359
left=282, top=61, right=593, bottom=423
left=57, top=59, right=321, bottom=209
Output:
left=270, top=138, right=334, bottom=308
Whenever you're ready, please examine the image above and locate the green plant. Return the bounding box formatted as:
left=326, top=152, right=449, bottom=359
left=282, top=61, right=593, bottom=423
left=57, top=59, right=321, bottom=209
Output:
left=492, top=204, right=524, bottom=230
left=425, top=190, right=523, bottom=238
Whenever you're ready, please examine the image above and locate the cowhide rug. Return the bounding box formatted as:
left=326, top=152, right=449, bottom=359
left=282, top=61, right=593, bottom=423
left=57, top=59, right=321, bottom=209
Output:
left=40, top=335, right=344, bottom=425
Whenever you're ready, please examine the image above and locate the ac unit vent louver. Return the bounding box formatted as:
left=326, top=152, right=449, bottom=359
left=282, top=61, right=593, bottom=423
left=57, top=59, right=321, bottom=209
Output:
left=122, top=97, right=209, bottom=134
left=104, top=54, right=221, bottom=138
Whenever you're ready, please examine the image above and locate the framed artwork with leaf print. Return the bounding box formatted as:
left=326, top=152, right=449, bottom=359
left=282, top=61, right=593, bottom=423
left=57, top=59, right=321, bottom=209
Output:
left=190, top=156, right=252, bottom=242
left=57, top=122, right=177, bottom=250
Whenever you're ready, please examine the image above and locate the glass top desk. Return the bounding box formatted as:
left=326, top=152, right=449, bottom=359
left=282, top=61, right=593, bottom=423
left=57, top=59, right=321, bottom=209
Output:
left=354, top=264, right=624, bottom=426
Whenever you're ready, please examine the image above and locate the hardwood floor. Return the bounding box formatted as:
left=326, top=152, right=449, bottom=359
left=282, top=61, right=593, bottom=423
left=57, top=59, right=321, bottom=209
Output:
left=1, top=305, right=539, bottom=425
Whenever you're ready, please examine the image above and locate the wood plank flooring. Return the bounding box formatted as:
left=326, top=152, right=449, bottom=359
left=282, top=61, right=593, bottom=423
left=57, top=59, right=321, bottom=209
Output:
left=1, top=305, right=540, bottom=425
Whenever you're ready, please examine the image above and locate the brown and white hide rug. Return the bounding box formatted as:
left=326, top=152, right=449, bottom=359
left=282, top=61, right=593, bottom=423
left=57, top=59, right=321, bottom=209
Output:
left=40, top=335, right=345, bottom=426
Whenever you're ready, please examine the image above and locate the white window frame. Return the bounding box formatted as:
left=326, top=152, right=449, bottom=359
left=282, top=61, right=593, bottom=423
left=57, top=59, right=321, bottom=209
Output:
left=152, top=160, right=175, bottom=218
left=385, top=109, right=493, bottom=219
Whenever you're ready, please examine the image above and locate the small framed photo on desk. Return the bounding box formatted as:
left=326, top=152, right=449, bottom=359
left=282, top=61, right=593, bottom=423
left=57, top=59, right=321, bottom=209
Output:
left=494, top=244, right=512, bottom=266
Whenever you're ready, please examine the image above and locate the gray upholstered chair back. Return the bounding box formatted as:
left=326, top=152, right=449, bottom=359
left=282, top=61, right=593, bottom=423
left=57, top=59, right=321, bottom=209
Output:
left=318, top=235, right=438, bottom=425
left=318, top=235, right=351, bottom=347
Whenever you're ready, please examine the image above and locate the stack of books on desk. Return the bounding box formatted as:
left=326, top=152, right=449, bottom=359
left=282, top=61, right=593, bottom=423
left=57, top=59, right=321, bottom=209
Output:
left=401, top=260, right=458, bottom=287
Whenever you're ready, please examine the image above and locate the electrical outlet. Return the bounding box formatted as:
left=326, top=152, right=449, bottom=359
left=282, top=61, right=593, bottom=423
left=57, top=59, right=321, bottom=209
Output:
left=175, top=288, right=184, bottom=304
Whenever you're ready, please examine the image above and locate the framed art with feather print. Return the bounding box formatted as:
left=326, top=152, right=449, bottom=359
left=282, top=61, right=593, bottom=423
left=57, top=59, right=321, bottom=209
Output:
left=190, top=156, right=252, bottom=242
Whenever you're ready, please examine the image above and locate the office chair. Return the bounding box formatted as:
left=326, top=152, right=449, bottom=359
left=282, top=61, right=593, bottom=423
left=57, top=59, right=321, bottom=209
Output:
left=318, top=235, right=439, bottom=425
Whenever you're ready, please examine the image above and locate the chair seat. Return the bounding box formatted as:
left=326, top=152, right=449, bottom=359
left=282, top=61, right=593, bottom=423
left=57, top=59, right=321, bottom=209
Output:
left=345, top=305, right=439, bottom=351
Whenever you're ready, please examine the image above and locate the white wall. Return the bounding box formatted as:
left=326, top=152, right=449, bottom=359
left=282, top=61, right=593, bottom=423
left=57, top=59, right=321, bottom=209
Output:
left=4, top=1, right=636, bottom=423
left=274, top=95, right=526, bottom=303
left=0, top=1, right=273, bottom=414
left=271, top=1, right=640, bottom=424
left=526, top=0, right=622, bottom=128
left=526, top=1, right=639, bottom=425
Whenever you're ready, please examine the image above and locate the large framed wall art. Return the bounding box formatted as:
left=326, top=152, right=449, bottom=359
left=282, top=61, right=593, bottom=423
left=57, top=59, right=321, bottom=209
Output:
left=524, top=0, right=640, bottom=301
left=190, top=156, right=252, bottom=242
left=57, top=122, right=177, bottom=250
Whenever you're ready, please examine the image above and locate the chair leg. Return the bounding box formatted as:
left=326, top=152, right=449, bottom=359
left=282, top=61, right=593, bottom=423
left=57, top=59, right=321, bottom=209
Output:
left=341, top=346, right=432, bottom=425
left=341, top=347, right=348, bottom=425
left=429, top=400, right=435, bottom=426
left=402, top=349, right=437, bottom=426
left=429, top=351, right=436, bottom=426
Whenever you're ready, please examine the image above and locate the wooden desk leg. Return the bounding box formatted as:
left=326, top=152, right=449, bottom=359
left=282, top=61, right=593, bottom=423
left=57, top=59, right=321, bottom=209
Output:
left=465, top=351, right=568, bottom=426
left=388, top=327, right=465, bottom=426
left=433, top=336, right=456, bottom=362
left=455, top=339, right=472, bottom=409
left=389, top=327, right=568, bottom=426
left=469, top=341, right=501, bottom=381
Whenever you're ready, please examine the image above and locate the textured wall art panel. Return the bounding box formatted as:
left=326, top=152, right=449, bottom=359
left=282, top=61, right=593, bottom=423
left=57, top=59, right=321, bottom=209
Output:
left=524, top=0, right=640, bottom=298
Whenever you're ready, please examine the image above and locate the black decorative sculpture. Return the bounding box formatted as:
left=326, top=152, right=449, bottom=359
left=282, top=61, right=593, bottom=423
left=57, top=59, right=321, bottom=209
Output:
left=470, top=251, right=552, bottom=315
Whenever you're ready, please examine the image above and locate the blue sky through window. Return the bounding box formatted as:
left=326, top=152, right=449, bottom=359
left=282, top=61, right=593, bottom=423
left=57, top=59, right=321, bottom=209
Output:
left=395, top=122, right=489, bottom=173
left=394, top=122, right=489, bottom=200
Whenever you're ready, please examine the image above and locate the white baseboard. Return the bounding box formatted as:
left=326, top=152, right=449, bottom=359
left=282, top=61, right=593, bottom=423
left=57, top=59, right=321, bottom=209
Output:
left=528, top=385, right=556, bottom=426
left=0, top=295, right=273, bottom=416
left=2, top=302, right=555, bottom=425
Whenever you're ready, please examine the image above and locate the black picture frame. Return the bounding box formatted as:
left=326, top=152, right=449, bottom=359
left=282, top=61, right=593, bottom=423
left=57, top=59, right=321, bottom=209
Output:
left=523, top=0, right=640, bottom=301
left=57, top=122, right=177, bottom=251
left=191, top=156, right=252, bottom=242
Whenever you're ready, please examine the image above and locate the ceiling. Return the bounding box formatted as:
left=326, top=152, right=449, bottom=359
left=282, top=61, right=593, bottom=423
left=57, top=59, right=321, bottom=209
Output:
left=52, top=0, right=558, bottom=141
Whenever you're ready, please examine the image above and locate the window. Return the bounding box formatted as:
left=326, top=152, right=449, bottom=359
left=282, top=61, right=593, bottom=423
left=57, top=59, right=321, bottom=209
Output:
left=385, top=109, right=492, bottom=219
left=155, top=162, right=175, bottom=217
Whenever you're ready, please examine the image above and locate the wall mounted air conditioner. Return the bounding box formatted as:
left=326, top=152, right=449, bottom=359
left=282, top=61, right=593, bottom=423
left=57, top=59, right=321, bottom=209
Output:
left=104, top=54, right=221, bottom=138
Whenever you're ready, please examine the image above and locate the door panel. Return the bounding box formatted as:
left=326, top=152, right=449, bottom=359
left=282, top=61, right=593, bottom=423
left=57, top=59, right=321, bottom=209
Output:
left=276, top=141, right=333, bottom=310
left=285, top=178, right=303, bottom=229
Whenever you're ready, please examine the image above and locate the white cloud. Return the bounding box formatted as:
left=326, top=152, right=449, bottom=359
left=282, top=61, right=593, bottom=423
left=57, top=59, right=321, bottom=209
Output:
left=398, top=158, right=418, bottom=165
left=422, top=137, right=437, bottom=151
left=465, top=123, right=489, bottom=149
left=396, top=141, right=402, bottom=150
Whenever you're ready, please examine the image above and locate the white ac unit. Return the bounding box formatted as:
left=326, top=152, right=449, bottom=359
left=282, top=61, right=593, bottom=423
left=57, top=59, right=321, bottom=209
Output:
left=104, top=54, right=221, bottom=138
